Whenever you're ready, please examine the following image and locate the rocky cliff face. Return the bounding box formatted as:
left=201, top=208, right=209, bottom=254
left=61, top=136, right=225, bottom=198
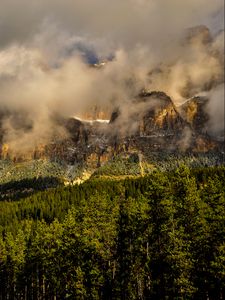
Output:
left=0, top=90, right=223, bottom=169
left=180, top=96, right=209, bottom=134
left=138, top=91, right=186, bottom=136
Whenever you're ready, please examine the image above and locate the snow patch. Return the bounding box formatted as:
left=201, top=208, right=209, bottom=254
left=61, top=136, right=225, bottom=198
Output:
left=73, top=116, right=110, bottom=124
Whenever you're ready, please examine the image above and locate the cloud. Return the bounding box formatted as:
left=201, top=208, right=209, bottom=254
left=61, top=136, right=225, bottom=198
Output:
left=146, top=27, right=224, bottom=105
left=0, top=0, right=224, bottom=152
left=206, top=84, right=225, bottom=136
left=0, top=0, right=223, bottom=50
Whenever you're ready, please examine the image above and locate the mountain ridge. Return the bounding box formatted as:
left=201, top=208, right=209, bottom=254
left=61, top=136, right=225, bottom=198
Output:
left=0, top=90, right=224, bottom=184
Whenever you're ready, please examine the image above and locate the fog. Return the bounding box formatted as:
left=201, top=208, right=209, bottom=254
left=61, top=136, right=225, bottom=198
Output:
left=0, top=0, right=224, bottom=151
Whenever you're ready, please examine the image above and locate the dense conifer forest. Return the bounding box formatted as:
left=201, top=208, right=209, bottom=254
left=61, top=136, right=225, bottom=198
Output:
left=0, top=166, right=224, bottom=299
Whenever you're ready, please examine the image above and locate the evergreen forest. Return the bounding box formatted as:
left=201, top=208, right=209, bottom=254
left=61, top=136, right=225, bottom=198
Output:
left=0, top=166, right=224, bottom=299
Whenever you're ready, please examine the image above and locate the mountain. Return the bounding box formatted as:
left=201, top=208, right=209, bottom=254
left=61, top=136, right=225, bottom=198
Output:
left=0, top=90, right=224, bottom=184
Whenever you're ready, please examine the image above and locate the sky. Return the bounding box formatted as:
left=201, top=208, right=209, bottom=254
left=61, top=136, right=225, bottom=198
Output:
left=0, top=0, right=224, bottom=151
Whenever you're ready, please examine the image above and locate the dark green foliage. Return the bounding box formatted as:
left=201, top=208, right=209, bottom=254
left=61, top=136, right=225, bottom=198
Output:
left=0, top=176, right=63, bottom=201
left=0, top=166, right=224, bottom=299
